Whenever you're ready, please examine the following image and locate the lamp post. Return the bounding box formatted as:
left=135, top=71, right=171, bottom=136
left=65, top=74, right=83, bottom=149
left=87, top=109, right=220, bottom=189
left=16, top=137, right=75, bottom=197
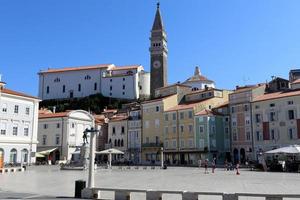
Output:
left=83, top=127, right=100, bottom=188
left=161, top=147, right=164, bottom=169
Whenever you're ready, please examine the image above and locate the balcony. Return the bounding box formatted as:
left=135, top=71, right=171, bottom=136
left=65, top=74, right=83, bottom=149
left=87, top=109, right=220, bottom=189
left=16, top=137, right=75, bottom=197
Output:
left=128, top=116, right=141, bottom=120
left=142, top=142, right=163, bottom=148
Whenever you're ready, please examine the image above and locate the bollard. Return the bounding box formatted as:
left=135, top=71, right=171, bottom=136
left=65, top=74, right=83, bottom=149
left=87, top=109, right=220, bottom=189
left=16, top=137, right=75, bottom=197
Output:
left=115, top=190, right=130, bottom=200
left=223, top=193, right=238, bottom=200
left=265, top=196, right=283, bottom=200
left=146, top=190, right=162, bottom=200
left=182, top=191, right=198, bottom=200
left=75, top=180, right=86, bottom=198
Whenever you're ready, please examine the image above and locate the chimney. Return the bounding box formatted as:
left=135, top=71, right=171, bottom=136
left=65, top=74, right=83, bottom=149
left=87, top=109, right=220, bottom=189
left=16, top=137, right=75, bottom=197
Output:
left=0, top=75, right=6, bottom=90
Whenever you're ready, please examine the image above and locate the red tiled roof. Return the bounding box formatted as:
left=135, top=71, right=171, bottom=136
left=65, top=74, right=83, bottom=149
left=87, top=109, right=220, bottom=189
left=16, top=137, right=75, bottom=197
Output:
left=292, top=79, right=300, bottom=84
left=39, top=111, right=71, bottom=119
left=38, top=64, right=113, bottom=74
left=213, top=101, right=229, bottom=109
left=110, top=65, right=142, bottom=71
left=141, top=94, right=176, bottom=104
left=1, top=88, right=39, bottom=100
left=253, top=89, right=300, bottom=102
left=232, top=84, right=265, bottom=94
left=165, top=99, right=209, bottom=112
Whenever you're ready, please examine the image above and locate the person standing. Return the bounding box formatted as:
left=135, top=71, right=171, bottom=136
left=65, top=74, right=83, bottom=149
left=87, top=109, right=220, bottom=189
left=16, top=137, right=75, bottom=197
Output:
left=212, top=157, right=216, bottom=173
left=236, top=161, right=240, bottom=175
left=198, top=159, right=202, bottom=169
left=204, top=159, right=208, bottom=174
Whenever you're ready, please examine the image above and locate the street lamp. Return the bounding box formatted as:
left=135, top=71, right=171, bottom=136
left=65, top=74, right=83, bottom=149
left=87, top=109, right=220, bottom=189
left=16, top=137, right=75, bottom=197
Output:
left=83, top=127, right=100, bottom=188
left=161, top=147, right=164, bottom=169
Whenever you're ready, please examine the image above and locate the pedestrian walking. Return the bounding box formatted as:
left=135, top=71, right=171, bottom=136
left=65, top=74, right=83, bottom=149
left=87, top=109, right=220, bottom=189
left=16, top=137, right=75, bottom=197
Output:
left=198, top=159, right=202, bottom=169
left=224, top=159, right=228, bottom=171
left=236, top=162, right=240, bottom=175
left=212, top=157, right=216, bottom=173
left=204, top=159, right=208, bottom=174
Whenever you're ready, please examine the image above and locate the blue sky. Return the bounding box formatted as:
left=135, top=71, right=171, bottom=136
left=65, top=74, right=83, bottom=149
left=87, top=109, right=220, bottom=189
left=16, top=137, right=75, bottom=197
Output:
left=1, top=0, right=300, bottom=96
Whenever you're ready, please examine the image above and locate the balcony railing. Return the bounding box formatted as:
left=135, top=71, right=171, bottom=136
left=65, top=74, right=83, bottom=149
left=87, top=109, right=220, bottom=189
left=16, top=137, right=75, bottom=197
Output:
left=142, top=143, right=163, bottom=148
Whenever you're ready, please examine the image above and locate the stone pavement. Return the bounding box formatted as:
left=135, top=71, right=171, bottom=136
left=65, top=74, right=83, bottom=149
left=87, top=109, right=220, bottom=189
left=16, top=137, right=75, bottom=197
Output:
left=0, top=165, right=299, bottom=200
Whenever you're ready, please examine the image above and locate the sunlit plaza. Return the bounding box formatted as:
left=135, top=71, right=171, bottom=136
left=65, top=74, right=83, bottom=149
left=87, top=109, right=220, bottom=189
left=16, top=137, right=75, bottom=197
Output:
left=0, top=166, right=300, bottom=199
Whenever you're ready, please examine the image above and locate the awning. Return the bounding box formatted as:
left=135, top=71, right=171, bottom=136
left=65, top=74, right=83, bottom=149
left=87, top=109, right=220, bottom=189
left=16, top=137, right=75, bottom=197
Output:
left=37, top=147, right=58, bottom=156
left=35, top=152, right=45, bottom=158
left=96, top=148, right=124, bottom=155
left=265, top=145, right=300, bottom=154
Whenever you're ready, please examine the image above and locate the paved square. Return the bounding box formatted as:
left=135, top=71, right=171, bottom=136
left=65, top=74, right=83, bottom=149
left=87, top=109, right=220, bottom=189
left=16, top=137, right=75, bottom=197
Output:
left=0, top=166, right=299, bottom=199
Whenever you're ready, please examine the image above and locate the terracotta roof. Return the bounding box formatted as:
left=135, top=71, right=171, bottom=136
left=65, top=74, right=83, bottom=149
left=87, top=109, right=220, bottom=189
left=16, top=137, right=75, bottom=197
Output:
left=110, top=65, right=142, bottom=71
left=232, top=84, right=265, bottom=94
left=39, top=111, right=70, bottom=119
left=101, top=109, right=118, bottom=114
left=292, top=79, right=300, bottom=84
left=165, top=99, right=208, bottom=112
left=1, top=88, right=39, bottom=100
left=253, top=89, right=300, bottom=102
left=38, top=64, right=113, bottom=74
left=195, top=109, right=223, bottom=116
left=141, top=94, right=176, bottom=104
left=156, top=83, right=191, bottom=90
left=213, top=101, right=229, bottom=109
left=109, top=114, right=128, bottom=122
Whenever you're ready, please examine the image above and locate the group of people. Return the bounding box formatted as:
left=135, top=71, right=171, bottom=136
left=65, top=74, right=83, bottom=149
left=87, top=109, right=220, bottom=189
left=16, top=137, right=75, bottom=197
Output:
left=198, top=158, right=240, bottom=175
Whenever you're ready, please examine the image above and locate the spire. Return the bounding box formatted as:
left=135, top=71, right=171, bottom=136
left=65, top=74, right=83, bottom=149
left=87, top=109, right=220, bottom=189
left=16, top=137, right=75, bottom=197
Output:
left=152, top=2, right=164, bottom=31
left=194, top=66, right=201, bottom=76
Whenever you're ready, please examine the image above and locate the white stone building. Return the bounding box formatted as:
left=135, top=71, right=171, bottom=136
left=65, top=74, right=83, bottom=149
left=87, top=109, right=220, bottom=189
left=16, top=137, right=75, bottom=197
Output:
left=38, top=64, right=150, bottom=101
left=107, top=114, right=128, bottom=160
left=182, top=66, right=215, bottom=91
left=37, top=109, right=94, bottom=162
left=0, top=81, right=40, bottom=165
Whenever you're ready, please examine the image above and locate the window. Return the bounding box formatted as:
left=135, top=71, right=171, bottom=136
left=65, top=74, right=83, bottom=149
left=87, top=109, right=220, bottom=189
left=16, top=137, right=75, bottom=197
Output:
left=164, top=114, right=168, bottom=121
left=289, top=128, right=294, bottom=140
left=155, top=136, right=159, bottom=144
left=109, top=92, right=112, bottom=96
left=114, top=139, right=117, bottom=146
left=164, top=127, right=168, bottom=135
left=24, top=126, right=29, bottom=136
left=13, top=126, right=18, bottom=136
left=188, top=125, right=193, bottom=133
left=54, top=77, right=60, bottom=82
left=44, top=124, right=48, bottom=129
left=231, top=106, right=235, bottom=113
left=25, top=107, right=30, bottom=115
left=146, top=137, right=149, bottom=143
left=145, top=121, right=149, bottom=128
left=211, top=126, right=215, bottom=133
left=2, top=104, right=7, bottom=113
left=156, top=106, right=160, bottom=112
left=288, top=101, right=294, bottom=105
left=71, top=123, right=75, bottom=128
left=122, top=85, right=125, bottom=90
left=112, top=127, right=116, bottom=134
left=180, top=125, right=184, bottom=133
left=246, top=131, right=251, bottom=141
left=225, top=127, right=229, bottom=134
left=123, top=78, right=125, bottom=81
left=255, top=114, right=261, bottom=123
left=270, top=103, right=275, bottom=107
left=1, top=123, right=6, bottom=135
left=270, top=112, right=276, bottom=121
left=288, top=110, right=295, bottom=120
left=122, top=92, right=125, bottom=95
left=121, top=139, right=124, bottom=147
left=180, top=112, right=184, bottom=119
left=172, top=113, right=176, bottom=120
left=256, top=131, right=260, bottom=141
left=14, top=105, right=19, bottom=114
left=173, top=140, right=177, bottom=148
left=78, top=84, right=81, bottom=91
left=155, top=119, right=160, bottom=128
left=244, top=105, right=249, bottom=111
left=188, top=111, right=193, bottom=119
left=121, top=126, right=125, bottom=134
left=232, top=121, right=237, bottom=126
left=199, top=126, right=204, bottom=133
left=271, top=129, right=275, bottom=140
left=56, top=123, right=60, bottom=128
left=84, top=75, right=91, bottom=80
left=55, top=134, right=60, bottom=145
left=110, top=86, right=112, bottom=91
left=188, top=139, right=193, bottom=147
left=180, top=140, right=185, bottom=148
left=94, top=83, right=97, bottom=91
left=233, top=131, right=237, bottom=141
left=245, top=119, right=250, bottom=125
left=63, top=85, right=66, bottom=93
left=110, top=79, right=112, bottom=82
left=255, top=105, right=260, bottom=109
left=46, top=86, right=49, bottom=94
left=172, top=126, right=176, bottom=134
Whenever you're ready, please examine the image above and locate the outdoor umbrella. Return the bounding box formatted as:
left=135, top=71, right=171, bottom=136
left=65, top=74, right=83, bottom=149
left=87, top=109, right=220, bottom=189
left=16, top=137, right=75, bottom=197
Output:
left=265, top=145, right=300, bottom=154
left=96, top=148, right=124, bottom=168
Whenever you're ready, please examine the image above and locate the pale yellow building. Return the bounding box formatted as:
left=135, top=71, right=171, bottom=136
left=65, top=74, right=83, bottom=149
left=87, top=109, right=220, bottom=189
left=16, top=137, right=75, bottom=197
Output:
left=252, top=89, right=300, bottom=159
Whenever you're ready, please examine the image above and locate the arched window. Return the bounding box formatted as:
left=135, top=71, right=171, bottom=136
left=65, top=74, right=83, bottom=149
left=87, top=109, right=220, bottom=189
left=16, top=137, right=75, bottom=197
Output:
left=10, top=149, right=17, bottom=164
left=109, top=139, right=112, bottom=144
left=21, top=149, right=28, bottom=163
left=121, top=139, right=124, bottom=147
left=117, top=139, right=120, bottom=147
left=114, top=139, right=117, bottom=147
left=0, top=148, right=4, bottom=165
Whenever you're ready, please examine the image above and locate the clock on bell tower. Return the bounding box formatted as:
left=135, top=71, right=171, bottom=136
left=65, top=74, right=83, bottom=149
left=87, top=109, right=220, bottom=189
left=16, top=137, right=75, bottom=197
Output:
left=150, top=2, right=168, bottom=97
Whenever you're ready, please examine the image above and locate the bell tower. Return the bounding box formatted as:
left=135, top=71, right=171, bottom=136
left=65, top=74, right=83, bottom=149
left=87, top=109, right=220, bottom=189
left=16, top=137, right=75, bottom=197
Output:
left=150, top=2, right=168, bottom=97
